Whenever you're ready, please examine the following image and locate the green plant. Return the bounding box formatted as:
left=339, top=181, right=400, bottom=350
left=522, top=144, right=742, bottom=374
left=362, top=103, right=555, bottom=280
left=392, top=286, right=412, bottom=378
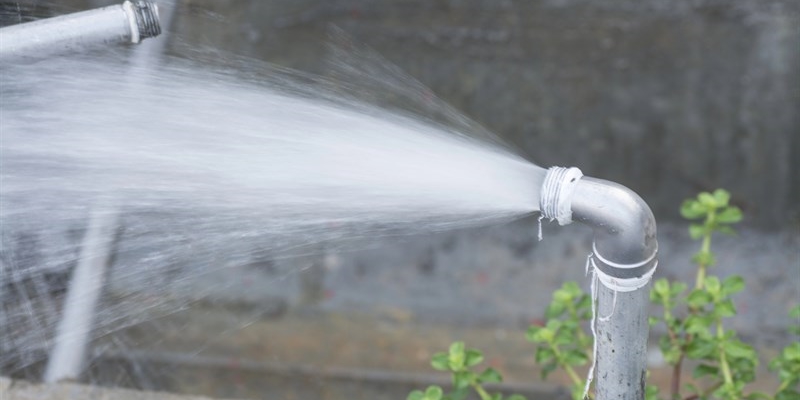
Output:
left=526, top=281, right=593, bottom=399
left=768, top=306, right=800, bottom=400
left=407, top=342, right=526, bottom=400
left=649, top=189, right=757, bottom=400
left=410, top=189, right=799, bottom=400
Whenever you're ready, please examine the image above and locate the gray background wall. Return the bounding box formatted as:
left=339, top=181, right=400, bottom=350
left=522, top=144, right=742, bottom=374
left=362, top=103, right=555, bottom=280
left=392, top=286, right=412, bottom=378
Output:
left=167, top=0, right=800, bottom=229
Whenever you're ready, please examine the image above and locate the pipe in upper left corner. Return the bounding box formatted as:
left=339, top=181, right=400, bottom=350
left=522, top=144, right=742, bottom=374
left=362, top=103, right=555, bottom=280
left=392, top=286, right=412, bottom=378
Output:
left=0, top=1, right=161, bottom=63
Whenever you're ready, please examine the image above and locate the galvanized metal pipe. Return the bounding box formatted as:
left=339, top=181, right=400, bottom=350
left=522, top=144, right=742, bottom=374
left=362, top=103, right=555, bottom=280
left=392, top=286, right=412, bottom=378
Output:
left=0, top=1, right=161, bottom=62
left=44, top=207, right=119, bottom=383
left=571, top=177, right=658, bottom=400
left=539, top=168, right=657, bottom=400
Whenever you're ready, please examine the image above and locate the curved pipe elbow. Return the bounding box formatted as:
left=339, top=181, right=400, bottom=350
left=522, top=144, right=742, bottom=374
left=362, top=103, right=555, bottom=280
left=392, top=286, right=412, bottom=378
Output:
left=571, top=176, right=658, bottom=267
left=538, top=166, right=658, bottom=281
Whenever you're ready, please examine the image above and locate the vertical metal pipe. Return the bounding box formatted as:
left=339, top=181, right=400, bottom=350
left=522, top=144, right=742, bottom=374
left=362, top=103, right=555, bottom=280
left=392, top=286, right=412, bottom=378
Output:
left=0, top=1, right=160, bottom=62
left=571, top=177, right=658, bottom=400
left=44, top=208, right=118, bottom=383
left=594, top=284, right=650, bottom=399
left=541, top=169, right=657, bottom=400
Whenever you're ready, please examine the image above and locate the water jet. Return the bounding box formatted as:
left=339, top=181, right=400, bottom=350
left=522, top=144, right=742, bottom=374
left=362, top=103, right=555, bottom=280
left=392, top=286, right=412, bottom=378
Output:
left=0, top=5, right=659, bottom=398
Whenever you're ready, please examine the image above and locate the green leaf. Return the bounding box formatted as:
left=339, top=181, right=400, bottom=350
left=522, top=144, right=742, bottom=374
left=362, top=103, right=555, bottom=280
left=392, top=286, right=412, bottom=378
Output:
left=446, top=388, right=470, bottom=400
left=553, top=287, right=572, bottom=303
left=721, top=275, right=745, bottom=296
left=449, top=342, right=466, bottom=369
left=712, top=189, right=731, bottom=207
left=689, top=223, right=706, bottom=239
left=507, top=395, right=527, bottom=400
left=698, top=192, right=717, bottom=208
left=782, top=342, right=800, bottom=360
left=722, top=340, right=756, bottom=360
left=541, top=328, right=558, bottom=345
left=717, top=206, right=742, bottom=224
left=687, top=289, right=713, bottom=308
left=670, top=282, right=688, bottom=297
left=452, top=371, right=472, bottom=390
left=705, top=276, right=721, bottom=296
left=790, top=305, right=800, bottom=319
left=776, top=391, right=800, bottom=400
left=449, top=342, right=465, bottom=358
left=645, top=385, right=660, bottom=400
left=660, top=335, right=682, bottom=364
left=563, top=281, right=583, bottom=297
left=570, top=383, right=585, bottom=400
left=541, top=362, right=557, bottom=379
left=408, top=390, right=425, bottom=400
left=648, top=316, right=659, bottom=327
left=535, top=347, right=555, bottom=364
left=564, top=349, right=589, bottom=366
left=576, top=294, right=592, bottom=314
left=553, top=328, right=574, bottom=346
left=424, top=386, right=443, bottom=400
left=478, top=367, right=503, bottom=383
left=431, top=352, right=449, bottom=371
left=545, top=302, right=566, bottom=319
left=745, top=392, right=772, bottom=400
left=654, top=278, right=669, bottom=298
left=464, top=349, right=484, bottom=367
left=693, top=363, right=718, bottom=378
left=681, top=199, right=705, bottom=219
left=685, top=315, right=713, bottom=336
left=686, top=337, right=716, bottom=359
left=715, top=299, right=737, bottom=317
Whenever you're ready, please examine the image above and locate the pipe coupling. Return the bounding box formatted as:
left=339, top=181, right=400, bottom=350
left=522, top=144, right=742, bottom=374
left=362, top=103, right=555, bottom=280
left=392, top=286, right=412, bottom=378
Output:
left=123, top=1, right=161, bottom=43
left=540, top=166, right=583, bottom=225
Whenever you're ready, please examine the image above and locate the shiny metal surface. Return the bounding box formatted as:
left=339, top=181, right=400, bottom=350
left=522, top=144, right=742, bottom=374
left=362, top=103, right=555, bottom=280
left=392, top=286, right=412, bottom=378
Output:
left=571, top=177, right=658, bottom=400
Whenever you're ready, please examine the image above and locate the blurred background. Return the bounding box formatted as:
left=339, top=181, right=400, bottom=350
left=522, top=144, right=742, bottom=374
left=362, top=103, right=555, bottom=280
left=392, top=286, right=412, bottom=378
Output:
left=1, top=0, right=798, bottom=399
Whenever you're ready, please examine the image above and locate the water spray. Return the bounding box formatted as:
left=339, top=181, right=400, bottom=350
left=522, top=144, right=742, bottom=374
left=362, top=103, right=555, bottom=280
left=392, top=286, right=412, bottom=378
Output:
left=539, top=166, right=658, bottom=400
left=0, top=1, right=161, bottom=62
left=0, top=1, right=164, bottom=383
left=0, top=8, right=657, bottom=393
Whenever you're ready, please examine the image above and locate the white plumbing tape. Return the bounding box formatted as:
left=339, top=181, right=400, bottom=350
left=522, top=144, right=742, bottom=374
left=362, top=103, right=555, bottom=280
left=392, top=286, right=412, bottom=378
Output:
left=540, top=166, right=583, bottom=226
left=589, top=243, right=658, bottom=292
left=592, top=259, right=658, bottom=292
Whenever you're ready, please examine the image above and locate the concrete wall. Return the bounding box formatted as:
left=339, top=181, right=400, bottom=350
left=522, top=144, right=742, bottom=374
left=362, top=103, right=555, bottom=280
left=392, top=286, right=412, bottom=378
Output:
left=166, top=0, right=800, bottom=229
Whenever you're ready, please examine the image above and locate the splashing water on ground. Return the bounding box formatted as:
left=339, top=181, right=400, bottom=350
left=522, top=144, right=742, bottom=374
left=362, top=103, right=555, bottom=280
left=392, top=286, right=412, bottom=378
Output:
left=0, top=47, right=544, bottom=386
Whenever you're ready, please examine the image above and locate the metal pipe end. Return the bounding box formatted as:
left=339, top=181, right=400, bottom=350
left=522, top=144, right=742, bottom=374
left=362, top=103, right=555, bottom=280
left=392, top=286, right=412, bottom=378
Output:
left=131, top=1, right=161, bottom=40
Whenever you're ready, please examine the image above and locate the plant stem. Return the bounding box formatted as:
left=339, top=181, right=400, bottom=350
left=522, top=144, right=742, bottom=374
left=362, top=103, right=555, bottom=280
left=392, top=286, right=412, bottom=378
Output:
left=472, top=382, right=492, bottom=400
left=551, top=343, right=583, bottom=388
left=777, top=378, right=790, bottom=393
left=717, top=322, right=734, bottom=390
left=695, top=234, right=711, bottom=290
left=671, top=354, right=683, bottom=400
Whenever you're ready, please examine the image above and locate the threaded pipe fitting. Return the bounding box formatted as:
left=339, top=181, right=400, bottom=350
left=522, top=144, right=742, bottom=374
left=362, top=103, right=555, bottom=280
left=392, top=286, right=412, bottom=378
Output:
left=131, top=1, right=161, bottom=40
